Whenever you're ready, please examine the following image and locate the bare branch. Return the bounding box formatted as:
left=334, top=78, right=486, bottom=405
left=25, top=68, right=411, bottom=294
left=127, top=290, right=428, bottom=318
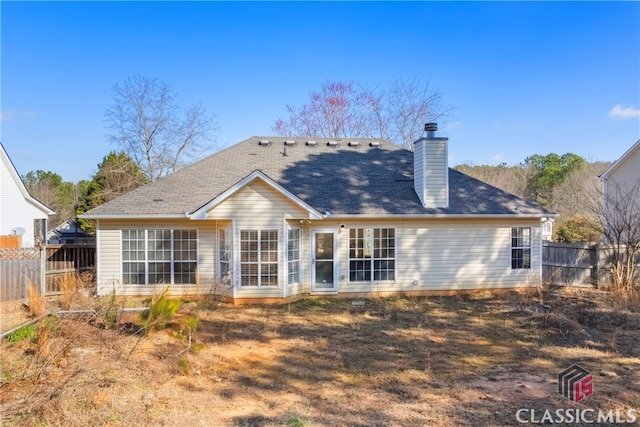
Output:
left=105, top=75, right=217, bottom=181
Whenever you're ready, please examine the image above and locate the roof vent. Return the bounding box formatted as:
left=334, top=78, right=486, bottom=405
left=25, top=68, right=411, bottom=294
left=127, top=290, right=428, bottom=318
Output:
left=369, top=141, right=381, bottom=148
left=348, top=141, right=360, bottom=147
left=258, top=140, right=271, bottom=146
left=306, top=140, right=317, bottom=146
left=327, top=141, right=339, bottom=147
left=284, top=140, right=296, bottom=146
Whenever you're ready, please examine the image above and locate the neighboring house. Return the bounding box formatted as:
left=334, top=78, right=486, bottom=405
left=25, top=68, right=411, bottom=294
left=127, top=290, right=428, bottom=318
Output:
left=47, top=219, right=95, bottom=245
left=541, top=217, right=554, bottom=241
left=599, top=139, right=640, bottom=243
left=0, top=143, right=54, bottom=248
left=81, top=127, right=554, bottom=302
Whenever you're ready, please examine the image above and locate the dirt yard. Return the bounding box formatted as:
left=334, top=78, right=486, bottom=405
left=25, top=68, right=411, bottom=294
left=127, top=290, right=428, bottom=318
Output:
left=1, top=286, right=639, bottom=426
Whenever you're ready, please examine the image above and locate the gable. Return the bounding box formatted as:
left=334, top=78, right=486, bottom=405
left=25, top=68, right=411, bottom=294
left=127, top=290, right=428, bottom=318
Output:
left=204, top=178, right=312, bottom=225
left=600, top=139, right=640, bottom=181
left=0, top=144, right=54, bottom=218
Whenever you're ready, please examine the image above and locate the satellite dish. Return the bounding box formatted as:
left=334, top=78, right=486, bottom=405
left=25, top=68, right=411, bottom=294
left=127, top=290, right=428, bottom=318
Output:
left=11, top=227, right=26, bottom=236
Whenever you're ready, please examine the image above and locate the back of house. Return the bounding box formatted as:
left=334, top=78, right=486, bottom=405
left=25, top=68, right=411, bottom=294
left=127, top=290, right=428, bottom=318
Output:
left=81, top=128, right=554, bottom=303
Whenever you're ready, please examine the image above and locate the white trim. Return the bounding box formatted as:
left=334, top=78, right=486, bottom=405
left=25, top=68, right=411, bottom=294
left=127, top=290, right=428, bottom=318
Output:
left=310, top=229, right=339, bottom=294
left=188, top=170, right=324, bottom=220
left=316, top=213, right=556, bottom=219
left=80, top=214, right=188, bottom=219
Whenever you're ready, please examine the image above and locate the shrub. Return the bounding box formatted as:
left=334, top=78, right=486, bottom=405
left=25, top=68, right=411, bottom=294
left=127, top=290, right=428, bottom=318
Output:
left=140, top=288, right=180, bottom=332
left=6, top=324, right=37, bottom=342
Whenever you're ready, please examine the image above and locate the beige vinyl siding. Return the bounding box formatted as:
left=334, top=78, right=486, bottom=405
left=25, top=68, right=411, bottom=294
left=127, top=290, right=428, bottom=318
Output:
left=208, top=179, right=310, bottom=299
left=206, top=179, right=309, bottom=224
left=95, top=219, right=219, bottom=296
left=317, top=218, right=541, bottom=295
left=96, top=224, right=122, bottom=295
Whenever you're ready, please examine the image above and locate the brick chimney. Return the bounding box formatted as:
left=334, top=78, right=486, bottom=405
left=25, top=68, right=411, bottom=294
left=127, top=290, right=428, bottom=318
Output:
left=414, top=123, right=449, bottom=208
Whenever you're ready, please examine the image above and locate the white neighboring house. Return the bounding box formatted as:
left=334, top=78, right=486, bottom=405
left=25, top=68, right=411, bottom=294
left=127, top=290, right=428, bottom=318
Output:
left=541, top=217, right=554, bottom=241
left=0, top=143, right=55, bottom=247
left=600, top=139, right=640, bottom=196
left=599, top=139, right=640, bottom=241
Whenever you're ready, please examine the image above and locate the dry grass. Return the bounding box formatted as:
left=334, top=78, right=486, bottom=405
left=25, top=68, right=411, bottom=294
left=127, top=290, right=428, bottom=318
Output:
left=1, top=287, right=639, bottom=426
left=26, top=283, right=46, bottom=318
left=57, top=273, right=77, bottom=310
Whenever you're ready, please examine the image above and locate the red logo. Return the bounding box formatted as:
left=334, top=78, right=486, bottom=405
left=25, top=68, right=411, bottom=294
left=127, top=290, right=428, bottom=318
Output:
left=558, top=365, right=593, bottom=402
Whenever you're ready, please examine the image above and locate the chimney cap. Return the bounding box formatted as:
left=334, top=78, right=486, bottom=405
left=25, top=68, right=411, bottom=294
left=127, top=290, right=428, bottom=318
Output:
left=424, top=123, right=438, bottom=132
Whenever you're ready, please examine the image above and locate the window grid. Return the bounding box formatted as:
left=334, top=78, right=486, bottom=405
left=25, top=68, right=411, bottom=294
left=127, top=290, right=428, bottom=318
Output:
left=122, top=229, right=197, bottom=285
left=219, top=229, right=232, bottom=285
left=288, top=229, right=300, bottom=285
left=349, top=228, right=395, bottom=282
left=240, top=229, right=278, bottom=287
left=511, top=227, right=531, bottom=269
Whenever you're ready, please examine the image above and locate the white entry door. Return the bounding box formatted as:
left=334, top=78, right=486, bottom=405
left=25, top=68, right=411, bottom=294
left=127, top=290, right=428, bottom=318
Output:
left=311, top=230, right=338, bottom=293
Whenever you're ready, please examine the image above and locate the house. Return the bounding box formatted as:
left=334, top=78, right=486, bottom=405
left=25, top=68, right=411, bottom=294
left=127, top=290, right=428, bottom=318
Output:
left=47, top=219, right=96, bottom=245
left=0, top=143, right=54, bottom=248
left=599, top=139, right=640, bottom=230
left=80, top=126, right=554, bottom=303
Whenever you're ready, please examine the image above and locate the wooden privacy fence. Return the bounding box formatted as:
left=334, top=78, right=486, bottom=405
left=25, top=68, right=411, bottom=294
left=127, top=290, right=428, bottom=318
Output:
left=0, top=247, right=43, bottom=302
left=45, top=244, right=96, bottom=293
left=542, top=242, right=599, bottom=286
left=541, top=241, right=640, bottom=287
left=0, top=244, right=96, bottom=302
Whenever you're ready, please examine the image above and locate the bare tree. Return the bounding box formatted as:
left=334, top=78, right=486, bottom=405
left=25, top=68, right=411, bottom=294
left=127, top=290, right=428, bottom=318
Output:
left=376, top=77, right=450, bottom=151
left=598, top=178, right=640, bottom=290
left=105, top=75, right=217, bottom=182
left=272, top=78, right=450, bottom=150
left=272, top=81, right=379, bottom=139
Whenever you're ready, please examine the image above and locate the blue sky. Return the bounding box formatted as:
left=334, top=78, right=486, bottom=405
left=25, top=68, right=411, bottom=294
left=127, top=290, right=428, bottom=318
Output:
left=1, top=1, right=639, bottom=183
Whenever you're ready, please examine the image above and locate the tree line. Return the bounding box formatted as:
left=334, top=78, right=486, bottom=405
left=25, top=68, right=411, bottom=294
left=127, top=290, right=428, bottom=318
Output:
left=22, top=74, right=612, bottom=243
left=20, top=74, right=638, bottom=290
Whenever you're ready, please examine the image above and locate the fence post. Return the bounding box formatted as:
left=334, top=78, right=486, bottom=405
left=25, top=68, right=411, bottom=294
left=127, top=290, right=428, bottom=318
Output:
left=40, top=245, right=46, bottom=296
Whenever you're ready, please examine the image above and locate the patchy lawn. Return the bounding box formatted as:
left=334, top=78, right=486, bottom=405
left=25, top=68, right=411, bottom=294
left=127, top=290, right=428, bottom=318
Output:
left=1, top=287, right=639, bottom=426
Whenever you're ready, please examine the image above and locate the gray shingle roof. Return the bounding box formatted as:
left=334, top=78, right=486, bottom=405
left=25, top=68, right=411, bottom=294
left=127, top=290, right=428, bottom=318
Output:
left=83, top=136, right=553, bottom=218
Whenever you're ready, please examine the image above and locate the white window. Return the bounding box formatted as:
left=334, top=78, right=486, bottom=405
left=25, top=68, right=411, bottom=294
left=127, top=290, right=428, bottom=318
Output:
left=349, top=228, right=395, bottom=281
left=511, top=227, right=531, bottom=269
left=122, top=229, right=197, bottom=285
left=219, top=229, right=232, bottom=285
left=288, top=229, right=300, bottom=285
left=240, top=230, right=278, bottom=287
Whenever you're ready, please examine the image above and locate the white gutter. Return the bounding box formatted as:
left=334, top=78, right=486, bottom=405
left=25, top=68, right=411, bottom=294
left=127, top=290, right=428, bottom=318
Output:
left=78, top=214, right=189, bottom=220
left=318, top=213, right=557, bottom=219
